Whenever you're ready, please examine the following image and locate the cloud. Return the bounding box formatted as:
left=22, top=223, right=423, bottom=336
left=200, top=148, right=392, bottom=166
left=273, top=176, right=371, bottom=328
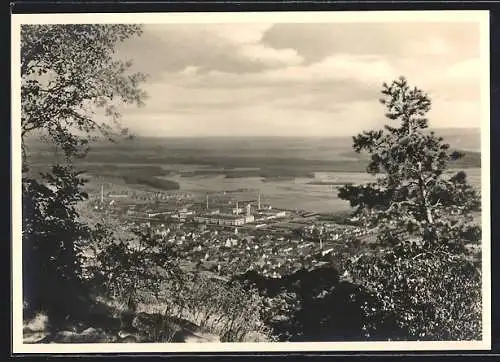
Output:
left=119, top=96, right=480, bottom=138
left=200, top=23, right=304, bottom=68
left=117, top=54, right=387, bottom=117
left=110, top=21, right=482, bottom=137
left=116, top=54, right=480, bottom=135
left=267, top=54, right=396, bottom=84
left=119, top=98, right=387, bottom=138
left=203, top=23, right=274, bottom=44
left=262, top=22, right=479, bottom=64
left=116, top=23, right=302, bottom=77
left=446, top=58, right=481, bottom=81
left=172, top=53, right=395, bottom=93
left=407, top=36, right=453, bottom=56
left=180, top=65, right=200, bottom=76
left=237, top=44, right=303, bottom=67
left=428, top=100, right=481, bottom=128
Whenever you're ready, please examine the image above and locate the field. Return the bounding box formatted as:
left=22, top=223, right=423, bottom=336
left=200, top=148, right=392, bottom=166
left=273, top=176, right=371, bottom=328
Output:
left=27, top=128, right=481, bottom=167
left=26, top=129, right=482, bottom=214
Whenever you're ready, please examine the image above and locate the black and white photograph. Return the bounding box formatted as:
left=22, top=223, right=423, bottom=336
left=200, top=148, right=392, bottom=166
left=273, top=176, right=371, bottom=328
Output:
left=12, top=11, right=490, bottom=353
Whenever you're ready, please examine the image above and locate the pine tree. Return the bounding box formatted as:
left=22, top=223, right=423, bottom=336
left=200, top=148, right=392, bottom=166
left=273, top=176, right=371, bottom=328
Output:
left=338, top=76, right=481, bottom=253
left=337, top=77, right=482, bottom=340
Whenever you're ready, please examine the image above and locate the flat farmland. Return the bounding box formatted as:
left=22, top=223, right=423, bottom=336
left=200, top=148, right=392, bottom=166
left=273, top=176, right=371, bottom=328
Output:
left=26, top=131, right=482, bottom=215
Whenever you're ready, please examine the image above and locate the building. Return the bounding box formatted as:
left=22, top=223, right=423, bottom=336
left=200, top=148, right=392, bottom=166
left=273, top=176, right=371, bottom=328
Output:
left=108, top=193, right=129, bottom=198
left=255, top=210, right=287, bottom=221
left=195, top=193, right=282, bottom=226
left=194, top=213, right=254, bottom=226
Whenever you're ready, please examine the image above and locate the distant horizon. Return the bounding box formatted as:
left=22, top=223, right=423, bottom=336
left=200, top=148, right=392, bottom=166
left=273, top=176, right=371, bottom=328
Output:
left=25, top=126, right=481, bottom=143
left=127, top=126, right=481, bottom=139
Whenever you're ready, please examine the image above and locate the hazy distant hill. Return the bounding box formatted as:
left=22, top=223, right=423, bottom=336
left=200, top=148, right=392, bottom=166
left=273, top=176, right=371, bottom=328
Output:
left=25, top=127, right=481, bottom=151
left=429, top=127, right=480, bottom=152
left=24, top=128, right=481, bottom=172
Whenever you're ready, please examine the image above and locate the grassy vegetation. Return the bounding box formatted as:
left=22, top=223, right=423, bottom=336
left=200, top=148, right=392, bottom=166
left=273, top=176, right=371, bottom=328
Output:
left=338, top=149, right=480, bottom=169
left=79, top=165, right=170, bottom=177
left=31, top=152, right=481, bottom=179
left=307, top=181, right=354, bottom=186
left=48, top=165, right=181, bottom=191
left=26, top=135, right=481, bottom=186
left=122, top=175, right=180, bottom=191
left=316, top=210, right=360, bottom=225
left=152, top=274, right=273, bottom=342
left=178, top=168, right=316, bottom=180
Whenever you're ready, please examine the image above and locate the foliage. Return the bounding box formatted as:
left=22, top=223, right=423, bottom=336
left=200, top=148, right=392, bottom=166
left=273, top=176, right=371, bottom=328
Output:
left=21, top=24, right=147, bottom=163
left=80, top=221, right=271, bottom=342
left=22, top=165, right=91, bottom=321
left=20, top=24, right=147, bottom=321
left=82, top=226, right=181, bottom=306
left=343, top=243, right=482, bottom=340
left=338, top=76, right=481, bottom=251
left=236, top=267, right=385, bottom=342
left=338, top=77, right=482, bottom=340
left=158, top=272, right=271, bottom=342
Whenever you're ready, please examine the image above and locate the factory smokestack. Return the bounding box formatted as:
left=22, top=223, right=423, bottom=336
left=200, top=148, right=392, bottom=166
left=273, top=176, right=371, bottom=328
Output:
left=206, top=195, right=209, bottom=209
left=258, top=193, right=261, bottom=210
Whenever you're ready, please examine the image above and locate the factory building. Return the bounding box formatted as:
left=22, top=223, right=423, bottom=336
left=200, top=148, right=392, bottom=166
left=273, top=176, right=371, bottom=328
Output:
left=195, top=192, right=287, bottom=226
left=195, top=198, right=255, bottom=225
left=255, top=210, right=287, bottom=221
left=194, top=213, right=255, bottom=226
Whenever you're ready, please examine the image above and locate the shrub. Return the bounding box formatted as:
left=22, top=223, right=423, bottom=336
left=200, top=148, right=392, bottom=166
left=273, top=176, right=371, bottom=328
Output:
left=337, top=77, right=483, bottom=340
left=343, top=242, right=482, bottom=340
left=156, top=273, right=272, bottom=342
left=22, top=165, right=92, bottom=324
left=82, top=225, right=181, bottom=306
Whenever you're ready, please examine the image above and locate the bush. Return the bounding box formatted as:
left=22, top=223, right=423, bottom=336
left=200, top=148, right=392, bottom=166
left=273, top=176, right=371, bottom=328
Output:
left=156, top=273, right=272, bottom=342
left=22, top=165, right=93, bottom=325
left=82, top=225, right=180, bottom=306
left=236, top=267, right=387, bottom=342
left=337, top=77, right=483, bottom=341
left=343, top=242, right=482, bottom=340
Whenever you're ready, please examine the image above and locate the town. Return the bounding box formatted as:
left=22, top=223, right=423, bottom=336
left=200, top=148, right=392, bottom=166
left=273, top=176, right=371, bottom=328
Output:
left=81, top=183, right=372, bottom=279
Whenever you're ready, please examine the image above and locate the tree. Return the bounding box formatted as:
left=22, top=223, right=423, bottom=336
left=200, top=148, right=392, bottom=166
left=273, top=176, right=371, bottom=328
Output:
left=22, top=165, right=91, bottom=322
left=338, top=76, right=481, bottom=252
left=83, top=225, right=181, bottom=305
left=343, top=244, right=482, bottom=340
left=21, top=24, right=147, bottom=164
left=338, top=77, right=482, bottom=340
left=20, top=24, right=148, bottom=321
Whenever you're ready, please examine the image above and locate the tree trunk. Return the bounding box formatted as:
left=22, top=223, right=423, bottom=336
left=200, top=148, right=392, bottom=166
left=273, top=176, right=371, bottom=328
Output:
left=416, top=163, right=433, bottom=224
left=416, top=162, right=437, bottom=245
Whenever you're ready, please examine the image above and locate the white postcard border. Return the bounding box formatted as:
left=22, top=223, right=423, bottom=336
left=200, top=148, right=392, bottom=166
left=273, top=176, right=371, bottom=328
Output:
left=11, top=10, right=492, bottom=353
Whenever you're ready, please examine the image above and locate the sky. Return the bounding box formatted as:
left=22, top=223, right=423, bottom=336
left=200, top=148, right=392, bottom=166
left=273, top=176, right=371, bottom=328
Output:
left=112, top=21, right=482, bottom=137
